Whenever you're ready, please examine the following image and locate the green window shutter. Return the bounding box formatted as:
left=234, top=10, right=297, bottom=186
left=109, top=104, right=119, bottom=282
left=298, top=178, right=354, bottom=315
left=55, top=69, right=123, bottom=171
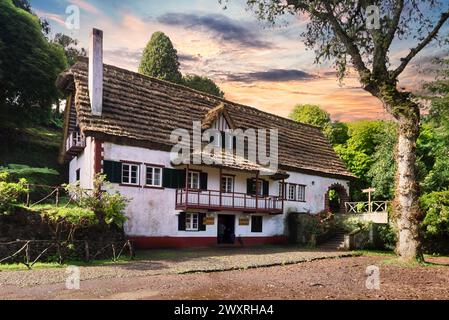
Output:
left=163, top=168, right=186, bottom=188
left=198, top=213, right=206, bottom=231
left=176, top=169, right=186, bottom=188
left=178, top=212, right=186, bottom=231
left=162, top=168, right=174, bottom=188
left=251, top=216, right=263, bottom=233
left=103, top=160, right=122, bottom=183
left=263, top=180, right=269, bottom=196
left=247, top=178, right=254, bottom=195
left=200, top=172, right=208, bottom=190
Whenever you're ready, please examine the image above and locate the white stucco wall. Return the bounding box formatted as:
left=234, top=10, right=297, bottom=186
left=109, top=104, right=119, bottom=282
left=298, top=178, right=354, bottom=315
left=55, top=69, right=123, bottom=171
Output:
left=70, top=141, right=350, bottom=239
left=68, top=136, right=95, bottom=189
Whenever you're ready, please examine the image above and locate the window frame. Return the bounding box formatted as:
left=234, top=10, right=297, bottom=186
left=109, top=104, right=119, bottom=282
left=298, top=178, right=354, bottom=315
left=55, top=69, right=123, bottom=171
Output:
left=297, top=184, right=306, bottom=202
left=221, top=175, right=234, bottom=193
left=75, top=168, right=80, bottom=182
left=188, top=171, right=201, bottom=190
left=185, top=213, right=199, bottom=231
left=121, top=163, right=140, bottom=185
left=145, top=165, right=163, bottom=187
left=251, top=215, right=263, bottom=233
left=288, top=184, right=296, bottom=201
left=251, top=179, right=264, bottom=196
left=281, top=182, right=307, bottom=202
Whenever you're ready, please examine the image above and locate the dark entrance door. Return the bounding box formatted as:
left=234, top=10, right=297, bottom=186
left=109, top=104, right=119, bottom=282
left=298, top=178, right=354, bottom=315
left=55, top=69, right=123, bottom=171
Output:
left=217, top=214, right=235, bottom=244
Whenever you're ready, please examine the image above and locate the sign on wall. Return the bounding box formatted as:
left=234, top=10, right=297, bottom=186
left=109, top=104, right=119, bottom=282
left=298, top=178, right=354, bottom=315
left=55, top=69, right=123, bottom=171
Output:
left=239, top=217, right=250, bottom=226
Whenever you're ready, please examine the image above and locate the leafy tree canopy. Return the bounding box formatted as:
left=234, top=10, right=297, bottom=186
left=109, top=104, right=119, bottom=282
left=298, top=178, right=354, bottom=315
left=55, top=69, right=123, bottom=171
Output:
left=289, top=104, right=331, bottom=128
left=182, top=74, right=224, bottom=97
left=0, top=0, right=67, bottom=122
left=52, top=33, right=86, bottom=67
left=138, top=31, right=182, bottom=83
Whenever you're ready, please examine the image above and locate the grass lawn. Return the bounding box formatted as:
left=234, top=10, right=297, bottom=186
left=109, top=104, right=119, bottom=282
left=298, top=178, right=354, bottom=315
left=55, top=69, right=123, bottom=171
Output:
left=0, top=257, right=133, bottom=271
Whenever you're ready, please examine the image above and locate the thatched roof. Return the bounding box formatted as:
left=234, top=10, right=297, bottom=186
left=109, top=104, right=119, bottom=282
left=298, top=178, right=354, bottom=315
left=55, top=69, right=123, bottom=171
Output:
left=57, top=57, right=355, bottom=180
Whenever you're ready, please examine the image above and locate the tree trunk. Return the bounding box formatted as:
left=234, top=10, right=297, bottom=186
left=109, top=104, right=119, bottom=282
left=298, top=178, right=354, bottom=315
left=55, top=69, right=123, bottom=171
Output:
left=394, top=110, right=423, bottom=262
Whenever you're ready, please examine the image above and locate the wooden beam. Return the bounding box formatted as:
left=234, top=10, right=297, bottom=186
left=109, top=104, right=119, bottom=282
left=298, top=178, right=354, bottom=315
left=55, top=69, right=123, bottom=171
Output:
left=185, top=164, right=189, bottom=210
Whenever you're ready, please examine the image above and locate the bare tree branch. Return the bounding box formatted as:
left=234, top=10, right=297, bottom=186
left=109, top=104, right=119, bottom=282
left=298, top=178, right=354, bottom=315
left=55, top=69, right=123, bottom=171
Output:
left=392, top=9, right=449, bottom=79
left=321, top=2, right=372, bottom=82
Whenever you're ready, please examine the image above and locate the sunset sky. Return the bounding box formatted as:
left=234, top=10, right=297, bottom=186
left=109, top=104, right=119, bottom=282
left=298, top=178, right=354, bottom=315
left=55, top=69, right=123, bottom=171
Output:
left=31, top=0, right=449, bottom=122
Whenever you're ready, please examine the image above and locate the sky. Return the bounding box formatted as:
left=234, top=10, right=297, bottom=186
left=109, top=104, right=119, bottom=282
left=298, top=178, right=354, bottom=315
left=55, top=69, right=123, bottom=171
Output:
left=30, top=0, right=449, bottom=122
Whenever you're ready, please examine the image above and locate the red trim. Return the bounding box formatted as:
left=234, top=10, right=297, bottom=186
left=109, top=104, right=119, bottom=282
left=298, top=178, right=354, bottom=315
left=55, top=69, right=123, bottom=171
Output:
left=129, top=236, right=287, bottom=249
left=144, top=163, right=165, bottom=168
left=120, top=160, right=142, bottom=165
left=93, top=139, right=103, bottom=176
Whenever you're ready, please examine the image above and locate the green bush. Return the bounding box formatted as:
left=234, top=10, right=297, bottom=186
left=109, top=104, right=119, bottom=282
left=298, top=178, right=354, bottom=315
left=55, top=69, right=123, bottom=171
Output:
left=64, top=174, right=129, bottom=228
left=39, top=205, right=96, bottom=226
left=338, top=215, right=372, bottom=233
left=377, top=224, right=397, bottom=250
left=420, top=191, right=449, bottom=237
left=0, top=172, right=28, bottom=213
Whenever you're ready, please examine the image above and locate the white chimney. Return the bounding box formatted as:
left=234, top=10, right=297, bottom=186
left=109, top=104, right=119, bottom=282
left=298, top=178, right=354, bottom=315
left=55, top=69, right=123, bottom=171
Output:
left=88, top=28, right=103, bottom=116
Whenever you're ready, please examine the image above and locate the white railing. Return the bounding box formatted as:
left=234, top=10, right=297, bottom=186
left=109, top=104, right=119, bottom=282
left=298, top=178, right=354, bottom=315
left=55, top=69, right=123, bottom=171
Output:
left=345, top=201, right=389, bottom=214
left=66, top=131, right=86, bottom=151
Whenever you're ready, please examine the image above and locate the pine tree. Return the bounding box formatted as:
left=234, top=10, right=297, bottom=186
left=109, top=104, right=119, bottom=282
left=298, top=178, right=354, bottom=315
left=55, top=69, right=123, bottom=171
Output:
left=138, top=32, right=182, bottom=84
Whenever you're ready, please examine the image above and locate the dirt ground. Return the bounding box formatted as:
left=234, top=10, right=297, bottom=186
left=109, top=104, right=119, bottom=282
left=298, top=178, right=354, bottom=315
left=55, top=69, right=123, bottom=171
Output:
left=2, top=255, right=449, bottom=300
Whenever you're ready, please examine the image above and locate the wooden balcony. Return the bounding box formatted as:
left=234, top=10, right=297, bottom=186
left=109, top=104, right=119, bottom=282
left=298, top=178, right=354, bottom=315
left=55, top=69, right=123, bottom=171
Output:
left=65, top=131, right=86, bottom=155
left=175, top=189, right=283, bottom=214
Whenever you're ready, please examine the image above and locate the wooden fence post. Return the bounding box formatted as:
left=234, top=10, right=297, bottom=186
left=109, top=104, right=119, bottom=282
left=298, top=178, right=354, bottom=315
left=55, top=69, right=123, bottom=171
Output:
left=127, top=240, right=134, bottom=260
left=26, top=185, right=30, bottom=207
left=84, top=241, right=90, bottom=262
left=55, top=188, right=59, bottom=207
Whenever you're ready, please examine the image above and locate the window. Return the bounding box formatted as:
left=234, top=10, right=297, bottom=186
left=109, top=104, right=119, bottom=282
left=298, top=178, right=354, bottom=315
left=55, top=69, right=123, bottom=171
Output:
left=297, top=185, right=306, bottom=202
left=251, top=180, right=263, bottom=196
left=288, top=184, right=296, bottom=201
left=278, top=182, right=285, bottom=199
left=188, top=171, right=200, bottom=189
left=76, top=169, right=80, bottom=181
left=146, top=166, right=162, bottom=187
left=221, top=176, right=234, bottom=193
left=122, top=163, right=139, bottom=185
left=251, top=216, right=263, bottom=233
left=185, top=213, right=199, bottom=231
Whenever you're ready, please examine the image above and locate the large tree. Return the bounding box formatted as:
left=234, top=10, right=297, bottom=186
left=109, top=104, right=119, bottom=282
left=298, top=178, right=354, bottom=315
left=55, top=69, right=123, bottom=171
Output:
left=138, top=31, right=182, bottom=83
left=182, top=74, right=225, bottom=97
left=238, top=0, right=449, bottom=261
left=0, top=0, right=67, bottom=122
left=289, top=104, right=331, bottom=128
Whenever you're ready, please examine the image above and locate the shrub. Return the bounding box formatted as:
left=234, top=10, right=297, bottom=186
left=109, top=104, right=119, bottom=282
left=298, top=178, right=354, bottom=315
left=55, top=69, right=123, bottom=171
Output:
left=420, top=191, right=449, bottom=237
left=65, top=174, right=129, bottom=228
left=377, top=224, right=397, bottom=250
left=37, top=205, right=97, bottom=241
left=0, top=172, right=28, bottom=214
left=338, top=215, right=372, bottom=233
left=420, top=191, right=449, bottom=254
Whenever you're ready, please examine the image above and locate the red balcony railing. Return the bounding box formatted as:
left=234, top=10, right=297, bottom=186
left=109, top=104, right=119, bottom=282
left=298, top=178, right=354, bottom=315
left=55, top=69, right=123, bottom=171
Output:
left=175, top=189, right=283, bottom=214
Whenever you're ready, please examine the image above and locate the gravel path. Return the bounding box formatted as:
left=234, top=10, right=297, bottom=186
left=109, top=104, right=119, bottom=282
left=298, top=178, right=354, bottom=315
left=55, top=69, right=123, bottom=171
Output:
left=2, top=255, right=449, bottom=300
left=0, top=247, right=355, bottom=288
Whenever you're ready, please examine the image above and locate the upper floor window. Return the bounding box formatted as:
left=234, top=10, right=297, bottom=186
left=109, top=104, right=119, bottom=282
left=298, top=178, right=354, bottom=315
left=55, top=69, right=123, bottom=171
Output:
left=280, top=182, right=306, bottom=202
left=146, top=166, right=162, bottom=187
left=188, top=171, right=200, bottom=189
left=221, top=175, right=234, bottom=193
left=288, top=184, right=296, bottom=201
left=122, top=163, right=139, bottom=185
left=297, top=185, right=306, bottom=202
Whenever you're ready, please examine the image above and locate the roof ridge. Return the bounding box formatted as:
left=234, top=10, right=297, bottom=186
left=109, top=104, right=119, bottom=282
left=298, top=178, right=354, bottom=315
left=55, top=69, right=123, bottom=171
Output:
left=74, top=56, right=322, bottom=132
